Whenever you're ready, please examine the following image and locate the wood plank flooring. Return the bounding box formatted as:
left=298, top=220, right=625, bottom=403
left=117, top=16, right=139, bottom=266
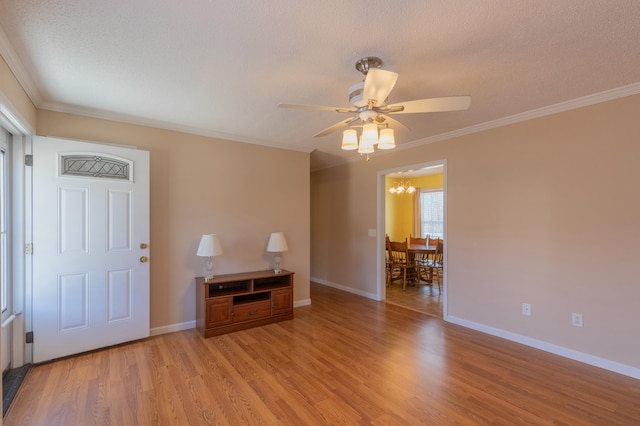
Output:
left=385, top=279, right=443, bottom=317
left=5, top=283, right=640, bottom=425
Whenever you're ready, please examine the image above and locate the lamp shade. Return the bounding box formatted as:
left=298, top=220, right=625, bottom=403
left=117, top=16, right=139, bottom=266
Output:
left=361, top=122, right=378, bottom=145
left=266, top=232, right=288, bottom=252
left=378, top=128, right=396, bottom=149
left=341, top=129, right=358, bottom=150
left=197, top=234, right=223, bottom=257
left=357, top=136, right=375, bottom=154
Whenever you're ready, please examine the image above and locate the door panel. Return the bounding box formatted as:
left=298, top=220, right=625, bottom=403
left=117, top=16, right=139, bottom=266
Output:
left=59, top=187, right=88, bottom=253
left=59, top=273, right=88, bottom=330
left=107, top=269, right=131, bottom=321
left=33, top=136, right=150, bottom=363
left=107, top=190, right=131, bottom=251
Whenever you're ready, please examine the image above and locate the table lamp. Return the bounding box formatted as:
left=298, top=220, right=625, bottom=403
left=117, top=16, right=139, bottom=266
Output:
left=266, top=232, right=288, bottom=274
left=197, top=234, right=223, bottom=281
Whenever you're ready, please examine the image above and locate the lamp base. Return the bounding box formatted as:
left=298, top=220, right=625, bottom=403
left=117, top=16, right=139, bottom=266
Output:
left=204, top=257, right=214, bottom=282
left=273, top=254, right=282, bottom=274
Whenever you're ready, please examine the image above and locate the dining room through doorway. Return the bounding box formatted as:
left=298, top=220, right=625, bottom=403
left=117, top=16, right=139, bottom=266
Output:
left=384, top=163, right=444, bottom=317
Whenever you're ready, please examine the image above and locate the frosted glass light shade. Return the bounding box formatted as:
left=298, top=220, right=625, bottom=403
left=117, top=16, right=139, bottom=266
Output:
left=341, top=129, right=358, bottom=150
left=361, top=122, right=378, bottom=145
left=378, top=128, right=396, bottom=149
left=197, top=234, right=223, bottom=257
left=358, top=136, right=375, bottom=154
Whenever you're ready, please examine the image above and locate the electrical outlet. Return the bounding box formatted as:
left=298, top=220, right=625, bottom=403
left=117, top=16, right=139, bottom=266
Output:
left=572, top=313, right=583, bottom=327
left=522, top=303, right=531, bottom=316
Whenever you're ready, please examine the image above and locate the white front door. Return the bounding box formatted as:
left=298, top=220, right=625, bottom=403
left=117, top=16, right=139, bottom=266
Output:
left=32, top=136, right=150, bottom=363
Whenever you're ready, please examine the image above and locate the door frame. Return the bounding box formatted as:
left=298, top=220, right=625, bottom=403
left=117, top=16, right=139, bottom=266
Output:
left=0, top=99, right=33, bottom=368
left=376, top=159, right=448, bottom=319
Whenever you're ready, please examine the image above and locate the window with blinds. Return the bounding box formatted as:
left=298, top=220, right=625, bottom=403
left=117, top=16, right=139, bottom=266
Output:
left=419, top=189, right=443, bottom=239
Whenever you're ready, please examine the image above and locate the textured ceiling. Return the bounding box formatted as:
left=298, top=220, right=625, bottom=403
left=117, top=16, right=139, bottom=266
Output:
left=1, top=1, right=640, bottom=170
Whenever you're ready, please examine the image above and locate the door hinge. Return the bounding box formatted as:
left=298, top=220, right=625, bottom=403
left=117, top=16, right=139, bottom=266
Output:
left=25, top=243, right=33, bottom=255
left=26, top=331, right=33, bottom=343
left=25, top=154, right=33, bottom=166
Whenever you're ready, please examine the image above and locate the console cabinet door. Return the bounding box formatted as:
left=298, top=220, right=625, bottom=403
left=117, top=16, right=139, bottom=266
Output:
left=271, top=288, right=293, bottom=315
left=206, top=297, right=233, bottom=327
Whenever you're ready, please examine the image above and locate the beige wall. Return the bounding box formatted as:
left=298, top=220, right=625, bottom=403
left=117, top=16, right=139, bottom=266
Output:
left=311, top=94, right=640, bottom=371
left=37, top=110, right=311, bottom=330
left=0, top=55, right=36, bottom=130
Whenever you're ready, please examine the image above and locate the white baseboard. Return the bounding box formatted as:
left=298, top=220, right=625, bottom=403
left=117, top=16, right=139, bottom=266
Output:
left=446, top=315, right=640, bottom=380
left=294, top=299, right=311, bottom=307
left=311, top=277, right=378, bottom=300
left=150, top=320, right=195, bottom=336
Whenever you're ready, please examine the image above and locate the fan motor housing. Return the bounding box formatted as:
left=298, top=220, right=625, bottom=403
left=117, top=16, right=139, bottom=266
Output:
left=349, top=81, right=366, bottom=107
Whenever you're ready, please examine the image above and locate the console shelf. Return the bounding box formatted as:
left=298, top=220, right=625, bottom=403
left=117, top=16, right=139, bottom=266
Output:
left=196, top=270, right=294, bottom=337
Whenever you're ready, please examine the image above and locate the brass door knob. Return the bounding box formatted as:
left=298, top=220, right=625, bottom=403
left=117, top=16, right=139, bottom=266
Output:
left=140, top=256, right=149, bottom=263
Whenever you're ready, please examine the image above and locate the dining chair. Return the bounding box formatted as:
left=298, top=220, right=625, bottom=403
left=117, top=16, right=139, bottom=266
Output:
left=385, top=237, right=392, bottom=286
left=410, top=235, right=431, bottom=284
left=429, top=240, right=444, bottom=293
left=387, top=239, right=413, bottom=290
left=409, top=235, right=427, bottom=245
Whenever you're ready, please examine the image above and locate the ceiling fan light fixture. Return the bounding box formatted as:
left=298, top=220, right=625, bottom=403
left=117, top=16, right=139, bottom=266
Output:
left=357, top=136, right=375, bottom=154
left=279, top=56, right=470, bottom=159
left=362, top=122, right=378, bottom=146
left=378, top=128, right=396, bottom=149
left=341, top=129, right=358, bottom=150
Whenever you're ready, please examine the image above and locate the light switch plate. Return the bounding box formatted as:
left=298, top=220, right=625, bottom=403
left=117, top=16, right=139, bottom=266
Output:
left=367, top=228, right=377, bottom=237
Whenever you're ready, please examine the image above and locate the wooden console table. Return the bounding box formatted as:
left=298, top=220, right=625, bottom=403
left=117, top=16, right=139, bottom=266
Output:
left=196, top=270, right=294, bottom=338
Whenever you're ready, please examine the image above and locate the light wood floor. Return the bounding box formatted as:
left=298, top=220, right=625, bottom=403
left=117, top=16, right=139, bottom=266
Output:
left=385, top=278, right=442, bottom=318
left=5, top=283, right=640, bottom=425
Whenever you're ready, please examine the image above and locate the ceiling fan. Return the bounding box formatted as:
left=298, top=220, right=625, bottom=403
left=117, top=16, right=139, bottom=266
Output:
left=278, top=57, right=471, bottom=141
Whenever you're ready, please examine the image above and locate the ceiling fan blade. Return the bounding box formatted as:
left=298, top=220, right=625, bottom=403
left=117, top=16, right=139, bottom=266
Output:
left=313, top=116, right=359, bottom=137
left=386, top=96, right=471, bottom=114
left=363, top=69, right=399, bottom=107
left=377, top=114, right=410, bottom=131
left=278, top=103, right=355, bottom=113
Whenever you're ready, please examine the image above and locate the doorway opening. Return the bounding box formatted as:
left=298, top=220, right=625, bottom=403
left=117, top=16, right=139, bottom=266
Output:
left=378, top=160, right=446, bottom=318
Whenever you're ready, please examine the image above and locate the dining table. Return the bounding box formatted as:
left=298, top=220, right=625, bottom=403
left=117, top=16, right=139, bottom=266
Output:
left=407, top=244, right=437, bottom=284
left=407, top=243, right=436, bottom=255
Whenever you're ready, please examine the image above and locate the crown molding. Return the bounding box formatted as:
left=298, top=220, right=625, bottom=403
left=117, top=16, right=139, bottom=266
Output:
left=0, top=25, right=43, bottom=107
left=40, top=100, right=313, bottom=154
left=396, top=82, right=640, bottom=153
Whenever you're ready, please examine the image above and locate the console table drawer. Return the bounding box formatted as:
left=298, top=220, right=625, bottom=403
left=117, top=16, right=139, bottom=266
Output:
left=232, top=300, right=271, bottom=322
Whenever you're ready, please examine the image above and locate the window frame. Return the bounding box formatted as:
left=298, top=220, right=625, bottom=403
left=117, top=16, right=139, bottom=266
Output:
left=0, top=127, right=10, bottom=316
left=418, top=188, right=444, bottom=239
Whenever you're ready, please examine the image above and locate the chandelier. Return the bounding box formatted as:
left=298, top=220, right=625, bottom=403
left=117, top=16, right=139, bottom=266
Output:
left=340, top=122, right=396, bottom=154
left=388, top=173, right=415, bottom=194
